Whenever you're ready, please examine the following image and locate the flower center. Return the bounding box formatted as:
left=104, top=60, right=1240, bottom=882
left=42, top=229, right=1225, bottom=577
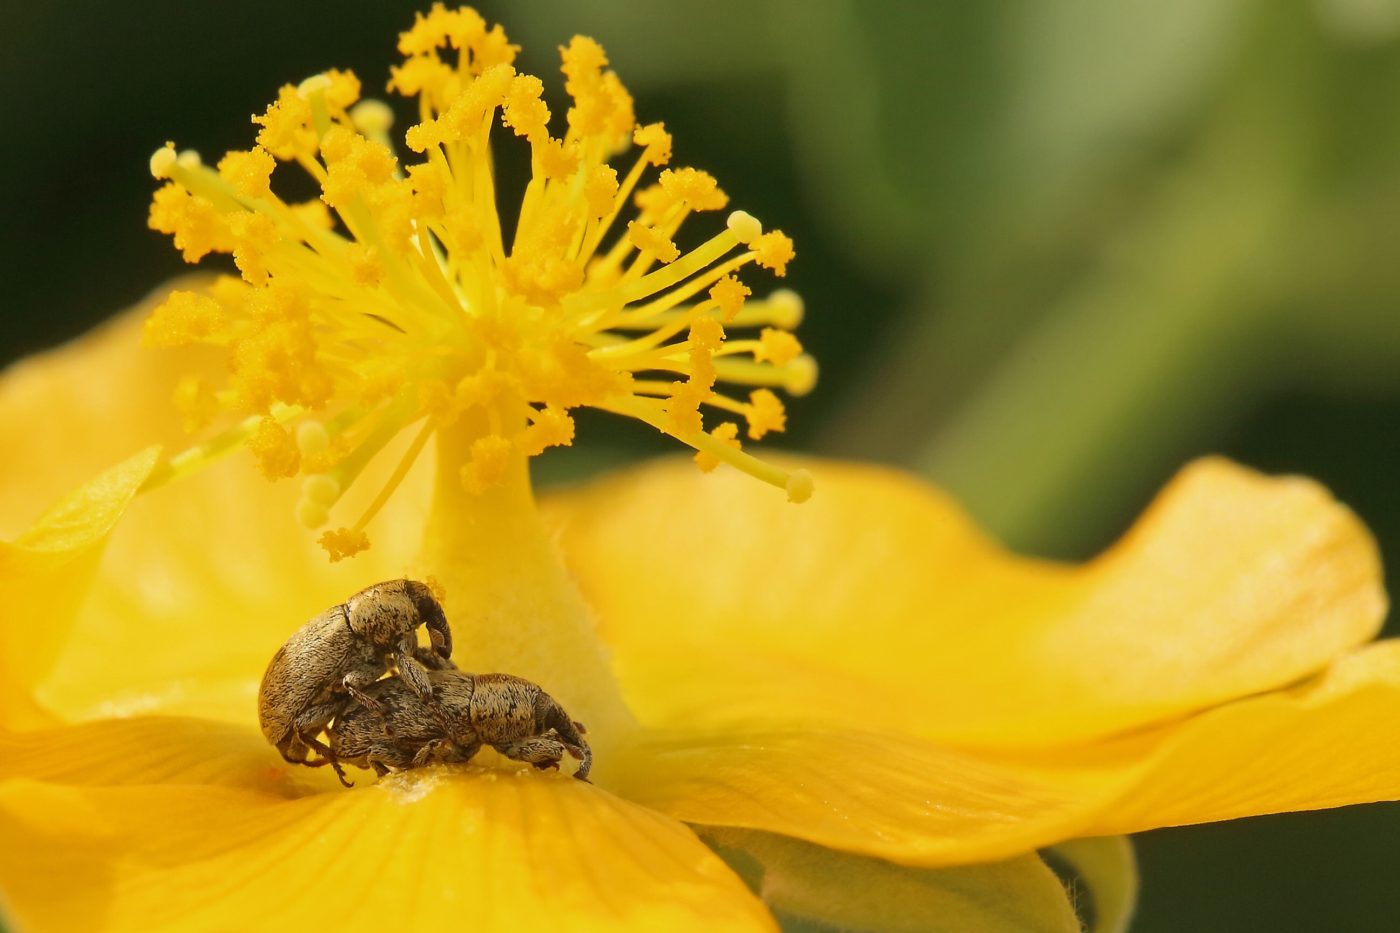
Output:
left=139, top=6, right=817, bottom=755
left=144, top=8, right=814, bottom=564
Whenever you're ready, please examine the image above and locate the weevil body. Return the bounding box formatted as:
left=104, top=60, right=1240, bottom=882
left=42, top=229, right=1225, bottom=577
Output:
left=257, top=579, right=453, bottom=783
left=330, top=668, right=591, bottom=781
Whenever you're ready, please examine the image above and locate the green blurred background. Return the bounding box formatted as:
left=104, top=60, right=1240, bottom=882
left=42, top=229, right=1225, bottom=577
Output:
left=5, top=1, right=1400, bottom=928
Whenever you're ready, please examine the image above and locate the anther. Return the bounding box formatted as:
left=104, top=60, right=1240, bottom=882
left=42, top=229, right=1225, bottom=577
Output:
left=726, top=210, right=762, bottom=245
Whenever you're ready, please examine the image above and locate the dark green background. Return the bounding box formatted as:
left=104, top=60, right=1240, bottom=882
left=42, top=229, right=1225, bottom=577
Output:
left=5, top=2, right=1400, bottom=929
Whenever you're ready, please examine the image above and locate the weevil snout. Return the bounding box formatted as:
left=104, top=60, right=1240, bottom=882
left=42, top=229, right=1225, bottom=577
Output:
left=405, top=580, right=452, bottom=658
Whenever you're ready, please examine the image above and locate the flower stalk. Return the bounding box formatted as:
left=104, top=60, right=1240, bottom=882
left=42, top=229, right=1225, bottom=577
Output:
left=423, top=403, right=636, bottom=754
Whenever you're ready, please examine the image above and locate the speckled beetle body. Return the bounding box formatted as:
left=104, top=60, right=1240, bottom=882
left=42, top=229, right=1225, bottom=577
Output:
left=330, top=668, right=591, bottom=782
left=257, top=578, right=453, bottom=784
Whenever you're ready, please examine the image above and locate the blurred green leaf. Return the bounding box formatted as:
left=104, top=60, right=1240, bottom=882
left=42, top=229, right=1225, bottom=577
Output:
left=705, top=828, right=1081, bottom=933
left=812, top=0, right=1400, bottom=551
left=1048, top=837, right=1138, bottom=933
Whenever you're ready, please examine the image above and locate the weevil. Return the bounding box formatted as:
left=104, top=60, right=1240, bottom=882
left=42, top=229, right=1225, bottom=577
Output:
left=257, top=579, right=453, bottom=785
left=329, top=668, right=592, bottom=782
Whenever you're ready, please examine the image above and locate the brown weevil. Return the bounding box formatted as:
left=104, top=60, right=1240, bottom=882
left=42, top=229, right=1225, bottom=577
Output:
left=329, top=668, right=592, bottom=782
left=257, top=579, right=453, bottom=785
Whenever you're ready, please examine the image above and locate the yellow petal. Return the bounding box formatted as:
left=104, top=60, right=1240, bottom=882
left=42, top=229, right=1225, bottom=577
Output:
left=35, top=439, right=432, bottom=725
left=0, top=286, right=443, bottom=725
left=1063, top=638, right=1400, bottom=835
left=0, top=280, right=216, bottom=536
left=1, top=447, right=160, bottom=728
left=615, top=641, right=1400, bottom=866
left=545, top=456, right=1384, bottom=746
left=613, top=725, right=1099, bottom=866
left=0, top=715, right=322, bottom=794
left=706, top=828, right=1081, bottom=933
left=0, top=720, right=774, bottom=932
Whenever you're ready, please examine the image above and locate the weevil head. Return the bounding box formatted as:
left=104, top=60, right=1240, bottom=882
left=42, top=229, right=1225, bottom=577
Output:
left=404, top=579, right=453, bottom=659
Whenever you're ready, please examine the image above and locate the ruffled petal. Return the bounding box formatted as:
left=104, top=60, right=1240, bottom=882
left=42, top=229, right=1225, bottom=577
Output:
left=0, top=715, right=329, bottom=795
left=1061, top=639, right=1400, bottom=836
left=545, top=456, right=1384, bottom=746
left=614, top=642, right=1400, bottom=866
left=706, top=828, right=1081, bottom=933
left=1, top=447, right=159, bottom=728
left=34, top=439, right=433, bottom=725
left=0, top=282, right=214, bottom=536
left=0, top=288, right=439, bottom=725
left=612, top=724, right=1098, bottom=866
left=0, top=718, right=773, bottom=932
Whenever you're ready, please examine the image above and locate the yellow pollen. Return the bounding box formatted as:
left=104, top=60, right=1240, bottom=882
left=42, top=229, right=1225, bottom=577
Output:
left=248, top=418, right=301, bottom=480
left=145, top=5, right=818, bottom=559
left=694, top=421, right=741, bottom=472
left=710, top=275, right=750, bottom=322
left=520, top=406, right=575, bottom=456
left=460, top=434, right=514, bottom=494
left=319, top=527, right=370, bottom=562
left=626, top=221, right=679, bottom=263
left=755, top=327, right=802, bottom=367
left=633, top=122, right=672, bottom=165
left=753, top=231, right=795, bottom=276
left=658, top=168, right=728, bottom=212
left=745, top=388, right=786, bottom=440
left=216, top=149, right=275, bottom=199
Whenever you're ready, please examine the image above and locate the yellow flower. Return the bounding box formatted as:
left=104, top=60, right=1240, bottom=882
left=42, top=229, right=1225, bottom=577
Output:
left=3, top=6, right=1400, bottom=931
left=7, top=308, right=1400, bottom=931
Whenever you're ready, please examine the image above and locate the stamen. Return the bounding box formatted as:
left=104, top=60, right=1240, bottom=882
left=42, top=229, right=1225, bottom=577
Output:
left=146, top=7, right=818, bottom=558
left=320, top=416, right=436, bottom=560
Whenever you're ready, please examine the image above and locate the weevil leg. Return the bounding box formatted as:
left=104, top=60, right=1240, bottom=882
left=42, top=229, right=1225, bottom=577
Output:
left=495, top=736, right=568, bottom=772
left=394, top=634, right=435, bottom=700
left=279, top=733, right=312, bottom=765
left=298, top=729, right=352, bottom=787
left=396, top=634, right=458, bottom=736
left=535, top=694, right=592, bottom=781
left=409, top=737, right=476, bottom=769
left=342, top=667, right=387, bottom=716
left=411, top=645, right=456, bottom=672
left=342, top=666, right=398, bottom=739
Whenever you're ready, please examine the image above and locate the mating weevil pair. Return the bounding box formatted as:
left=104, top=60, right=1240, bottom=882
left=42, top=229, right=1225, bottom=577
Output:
left=257, top=579, right=591, bottom=785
